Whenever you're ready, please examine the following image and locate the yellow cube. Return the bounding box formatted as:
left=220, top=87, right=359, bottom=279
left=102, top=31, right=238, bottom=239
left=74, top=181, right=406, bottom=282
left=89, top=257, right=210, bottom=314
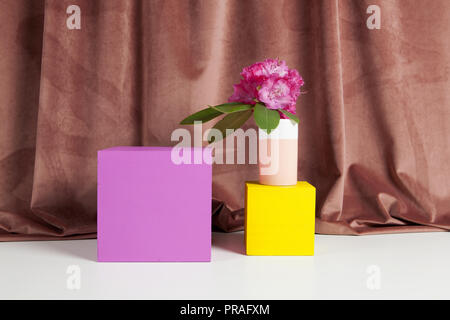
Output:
left=245, top=181, right=316, bottom=256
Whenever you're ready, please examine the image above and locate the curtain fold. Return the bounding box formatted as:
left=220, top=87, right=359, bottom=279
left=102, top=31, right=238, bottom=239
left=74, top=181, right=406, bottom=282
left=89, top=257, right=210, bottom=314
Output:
left=0, top=0, right=449, bottom=240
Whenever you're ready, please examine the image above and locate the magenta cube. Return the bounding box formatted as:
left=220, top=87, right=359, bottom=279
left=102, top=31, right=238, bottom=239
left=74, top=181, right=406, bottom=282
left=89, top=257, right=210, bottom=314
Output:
left=97, top=147, right=212, bottom=262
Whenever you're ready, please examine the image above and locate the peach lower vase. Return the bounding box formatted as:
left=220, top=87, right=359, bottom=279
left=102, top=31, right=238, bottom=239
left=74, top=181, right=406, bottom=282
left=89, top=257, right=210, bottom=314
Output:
left=258, top=119, right=298, bottom=186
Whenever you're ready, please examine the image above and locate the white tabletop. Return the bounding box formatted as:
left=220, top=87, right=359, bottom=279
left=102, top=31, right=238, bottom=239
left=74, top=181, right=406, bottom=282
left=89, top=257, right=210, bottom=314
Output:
left=0, top=231, right=449, bottom=299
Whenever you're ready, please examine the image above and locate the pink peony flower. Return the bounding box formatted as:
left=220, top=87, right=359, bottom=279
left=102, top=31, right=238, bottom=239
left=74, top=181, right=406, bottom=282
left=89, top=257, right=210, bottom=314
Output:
left=280, top=103, right=298, bottom=119
left=229, top=58, right=303, bottom=114
left=257, top=77, right=293, bottom=110
left=241, top=62, right=266, bottom=82
left=228, top=79, right=258, bottom=105
left=286, top=69, right=304, bottom=100
left=260, top=58, right=289, bottom=78
left=241, top=59, right=289, bottom=81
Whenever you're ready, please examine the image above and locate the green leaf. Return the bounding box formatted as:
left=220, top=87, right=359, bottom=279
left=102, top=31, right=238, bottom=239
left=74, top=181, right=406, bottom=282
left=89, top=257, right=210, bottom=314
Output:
left=208, top=109, right=253, bottom=143
left=210, top=103, right=253, bottom=114
left=180, top=107, right=223, bottom=125
left=279, top=110, right=299, bottom=123
left=253, top=103, right=280, bottom=134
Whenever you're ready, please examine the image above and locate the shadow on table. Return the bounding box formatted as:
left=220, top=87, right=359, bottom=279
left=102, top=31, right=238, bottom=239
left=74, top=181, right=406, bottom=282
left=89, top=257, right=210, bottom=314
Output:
left=36, top=232, right=246, bottom=261
left=35, top=239, right=97, bottom=262
left=212, top=231, right=245, bottom=255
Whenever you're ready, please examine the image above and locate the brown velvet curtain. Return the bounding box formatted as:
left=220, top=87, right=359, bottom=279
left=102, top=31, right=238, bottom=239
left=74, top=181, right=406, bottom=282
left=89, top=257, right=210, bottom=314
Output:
left=0, top=0, right=449, bottom=241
